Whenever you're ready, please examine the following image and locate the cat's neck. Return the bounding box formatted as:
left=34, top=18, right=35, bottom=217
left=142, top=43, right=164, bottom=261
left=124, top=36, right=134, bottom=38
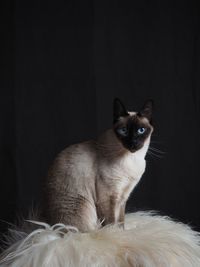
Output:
left=134, top=136, right=151, bottom=159
left=96, top=129, right=125, bottom=158
left=96, top=129, right=150, bottom=160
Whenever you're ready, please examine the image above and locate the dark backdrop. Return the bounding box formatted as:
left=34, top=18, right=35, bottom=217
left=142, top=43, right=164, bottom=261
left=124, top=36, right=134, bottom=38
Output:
left=0, top=0, right=200, bottom=237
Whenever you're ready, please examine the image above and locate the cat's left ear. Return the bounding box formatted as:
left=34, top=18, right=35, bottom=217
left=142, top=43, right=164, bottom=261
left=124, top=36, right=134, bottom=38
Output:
left=139, top=99, right=154, bottom=121
left=113, top=98, right=128, bottom=123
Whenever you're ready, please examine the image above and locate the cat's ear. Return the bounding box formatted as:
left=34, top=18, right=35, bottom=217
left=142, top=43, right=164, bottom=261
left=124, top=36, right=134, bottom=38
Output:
left=113, top=98, right=128, bottom=123
left=139, top=99, right=153, bottom=121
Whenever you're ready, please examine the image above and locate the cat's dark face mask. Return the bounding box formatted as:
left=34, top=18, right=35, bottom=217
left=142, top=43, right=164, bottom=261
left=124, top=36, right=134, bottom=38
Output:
left=113, top=98, right=154, bottom=153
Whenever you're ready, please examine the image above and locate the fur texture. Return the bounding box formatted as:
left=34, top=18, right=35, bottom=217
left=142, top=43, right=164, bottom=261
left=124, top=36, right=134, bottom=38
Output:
left=1, top=212, right=200, bottom=267
left=42, top=99, right=153, bottom=230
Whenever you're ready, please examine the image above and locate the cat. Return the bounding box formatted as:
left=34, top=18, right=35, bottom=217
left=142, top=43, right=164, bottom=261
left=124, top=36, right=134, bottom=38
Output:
left=41, top=98, right=154, bottom=232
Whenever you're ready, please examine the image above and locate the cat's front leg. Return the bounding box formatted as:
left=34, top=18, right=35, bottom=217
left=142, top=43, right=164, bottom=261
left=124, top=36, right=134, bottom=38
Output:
left=118, top=203, right=125, bottom=229
left=100, top=197, right=117, bottom=226
left=97, top=196, right=118, bottom=226
left=101, top=197, right=125, bottom=227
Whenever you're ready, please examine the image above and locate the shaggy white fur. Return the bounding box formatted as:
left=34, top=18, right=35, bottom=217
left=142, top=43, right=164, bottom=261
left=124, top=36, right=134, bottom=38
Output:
left=0, top=212, right=200, bottom=267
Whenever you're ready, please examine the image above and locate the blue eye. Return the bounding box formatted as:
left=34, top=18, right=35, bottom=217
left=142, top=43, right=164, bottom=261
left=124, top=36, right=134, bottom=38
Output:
left=137, top=127, right=146, bottom=135
left=117, top=127, right=128, bottom=136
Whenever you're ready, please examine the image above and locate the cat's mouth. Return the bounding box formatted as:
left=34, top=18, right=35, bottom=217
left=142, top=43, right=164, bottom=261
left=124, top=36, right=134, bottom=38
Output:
left=129, top=143, right=143, bottom=153
left=129, top=148, right=139, bottom=153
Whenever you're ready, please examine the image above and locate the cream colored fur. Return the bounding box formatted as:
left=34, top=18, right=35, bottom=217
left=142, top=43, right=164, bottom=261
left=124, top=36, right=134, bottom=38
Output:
left=1, top=212, right=200, bottom=267
left=96, top=129, right=150, bottom=201
left=44, top=124, right=152, bottom=230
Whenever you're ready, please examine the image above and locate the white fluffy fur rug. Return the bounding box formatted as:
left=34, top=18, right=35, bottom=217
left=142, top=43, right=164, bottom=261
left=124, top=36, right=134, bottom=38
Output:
left=1, top=212, right=200, bottom=267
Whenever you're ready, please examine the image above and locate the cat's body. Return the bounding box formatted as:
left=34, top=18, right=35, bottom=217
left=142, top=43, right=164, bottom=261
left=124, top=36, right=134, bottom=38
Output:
left=42, top=99, right=153, bottom=232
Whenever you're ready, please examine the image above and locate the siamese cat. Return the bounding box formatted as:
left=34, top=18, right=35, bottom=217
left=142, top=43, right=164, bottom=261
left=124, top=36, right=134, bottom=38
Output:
left=42, top=98, right=153, bottom=232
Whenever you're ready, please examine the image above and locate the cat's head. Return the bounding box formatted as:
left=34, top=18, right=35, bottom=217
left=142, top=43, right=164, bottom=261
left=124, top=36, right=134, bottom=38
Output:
left=113, top=98, right=154, bottom=153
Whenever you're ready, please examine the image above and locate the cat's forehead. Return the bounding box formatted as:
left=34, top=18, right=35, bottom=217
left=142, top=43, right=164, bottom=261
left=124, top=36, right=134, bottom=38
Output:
left=118, top=112, right=150, bottom=126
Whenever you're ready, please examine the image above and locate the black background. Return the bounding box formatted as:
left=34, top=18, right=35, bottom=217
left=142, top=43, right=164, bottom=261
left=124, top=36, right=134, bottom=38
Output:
left=0, top=0, right=200, bottom=238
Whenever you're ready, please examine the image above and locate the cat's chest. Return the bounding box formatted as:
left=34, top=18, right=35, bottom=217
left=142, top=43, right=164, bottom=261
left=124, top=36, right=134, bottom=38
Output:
left=100, top=154, right=146, bottom=193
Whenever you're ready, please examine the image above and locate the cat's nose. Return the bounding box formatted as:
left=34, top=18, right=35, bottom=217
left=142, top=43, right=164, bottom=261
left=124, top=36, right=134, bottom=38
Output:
left=130, top=141, right=137, bottom=149
left=132, top=140, right=138, bottom=145
left=130, top=140, right=139, bottom=150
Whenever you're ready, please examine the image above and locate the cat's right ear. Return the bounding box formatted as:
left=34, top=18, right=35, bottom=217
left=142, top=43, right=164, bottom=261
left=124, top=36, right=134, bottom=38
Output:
left=139, top=99, right=154, bottom=122
left=113, top=98, right=128, bottom=123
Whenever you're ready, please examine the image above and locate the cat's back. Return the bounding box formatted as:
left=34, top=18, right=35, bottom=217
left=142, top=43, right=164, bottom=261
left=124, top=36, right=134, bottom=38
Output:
left=48, top=140, right=97, bottom=183
left=42, top=140, right=98, bottom=230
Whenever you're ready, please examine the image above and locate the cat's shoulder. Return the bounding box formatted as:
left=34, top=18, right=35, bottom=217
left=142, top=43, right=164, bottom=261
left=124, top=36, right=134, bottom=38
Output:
left=57, top=140, right=96, bottom=159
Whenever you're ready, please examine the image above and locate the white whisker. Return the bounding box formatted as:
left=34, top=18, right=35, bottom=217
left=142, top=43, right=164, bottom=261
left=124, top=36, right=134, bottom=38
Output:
left=149, top=146, right=165, bottom=154
left=147, top=150, right=163, bottom=159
